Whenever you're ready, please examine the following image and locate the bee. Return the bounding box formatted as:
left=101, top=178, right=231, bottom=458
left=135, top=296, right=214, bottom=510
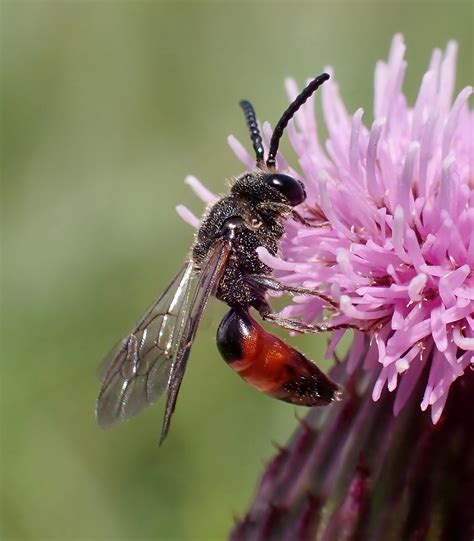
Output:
left=96, top=73, right=346, bottom=444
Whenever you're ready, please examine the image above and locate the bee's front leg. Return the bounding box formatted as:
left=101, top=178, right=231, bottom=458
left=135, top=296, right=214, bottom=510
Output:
left=290, top=210, right=330, bottom=229
left=256, top=202, right=329, bottom=228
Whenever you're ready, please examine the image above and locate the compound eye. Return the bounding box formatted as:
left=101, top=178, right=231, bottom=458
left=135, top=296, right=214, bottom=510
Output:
left=265, top=174, right=306, bottom=206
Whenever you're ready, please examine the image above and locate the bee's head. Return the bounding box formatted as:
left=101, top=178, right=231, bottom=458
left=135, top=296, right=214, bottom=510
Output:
left=234, top=74, right=328, bottom=212
left=231, top=170, right=306, bottom=208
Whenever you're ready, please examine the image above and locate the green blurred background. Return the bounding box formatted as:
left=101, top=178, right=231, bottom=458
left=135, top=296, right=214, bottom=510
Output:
left=1, top=1, right=472, bottom=540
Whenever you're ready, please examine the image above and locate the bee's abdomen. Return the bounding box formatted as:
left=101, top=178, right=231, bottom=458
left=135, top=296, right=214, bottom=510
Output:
left=216, top=308, right=341, bottom=406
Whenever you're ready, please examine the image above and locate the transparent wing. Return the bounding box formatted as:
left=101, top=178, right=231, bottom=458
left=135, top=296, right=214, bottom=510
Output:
left=96, top=239, right=231, bottom=442
left=159, top=239, right=231, bottom=443
left=96, top=261, right=194, bottom=429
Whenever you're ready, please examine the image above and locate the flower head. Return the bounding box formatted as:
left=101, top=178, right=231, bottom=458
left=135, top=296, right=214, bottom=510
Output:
left=227, top=34, right=472, bottom=424
left=180, top=35, right=474, bottom=539
left=179, top=35, right=473, bottom=423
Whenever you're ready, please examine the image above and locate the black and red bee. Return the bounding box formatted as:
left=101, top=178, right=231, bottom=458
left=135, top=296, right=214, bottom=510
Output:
left=96, top=73, right=345, bottom=444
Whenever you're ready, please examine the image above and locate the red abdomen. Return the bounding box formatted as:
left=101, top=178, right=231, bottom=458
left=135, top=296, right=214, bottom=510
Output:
left=216, top=308, right=341, bottom=406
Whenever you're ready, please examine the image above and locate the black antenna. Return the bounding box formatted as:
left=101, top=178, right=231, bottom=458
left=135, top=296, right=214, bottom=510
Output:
left=239, top=100, right=265, bottom=168
left=266, top=73, right=330, bottom=169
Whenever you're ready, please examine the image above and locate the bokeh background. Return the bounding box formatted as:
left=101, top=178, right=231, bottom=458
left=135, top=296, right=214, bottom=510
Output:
left=2, top=1, right=472, bottom=540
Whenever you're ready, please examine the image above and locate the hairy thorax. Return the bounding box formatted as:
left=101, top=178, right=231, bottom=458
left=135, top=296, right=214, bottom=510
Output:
left=192, top=195, right=285, bottom=307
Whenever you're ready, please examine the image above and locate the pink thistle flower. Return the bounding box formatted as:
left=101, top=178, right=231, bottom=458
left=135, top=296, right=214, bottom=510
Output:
left=179, top=35, right=474, bottom=540
left=180, top=34, right=473, bottom=425
left=255, top=34, right=473, bottom=425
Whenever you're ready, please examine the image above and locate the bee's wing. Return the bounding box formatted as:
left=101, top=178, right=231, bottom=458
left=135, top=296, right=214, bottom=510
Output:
left=160, top=239, right=231, bottom=444
left=96, top=239, right=231, bottom=442
left=96, top=261, right=195, bottom=429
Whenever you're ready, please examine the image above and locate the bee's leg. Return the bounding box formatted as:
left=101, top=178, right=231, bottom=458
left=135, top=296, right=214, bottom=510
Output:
left=290, top=210, right=330, bottom=229
left=256, top=202, right=292, bottom=215
left=256, top=203, right=329, bottom=229
left=245, top=274, right=338, bottom=308
left=255, top=300, right=355, bottom=334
